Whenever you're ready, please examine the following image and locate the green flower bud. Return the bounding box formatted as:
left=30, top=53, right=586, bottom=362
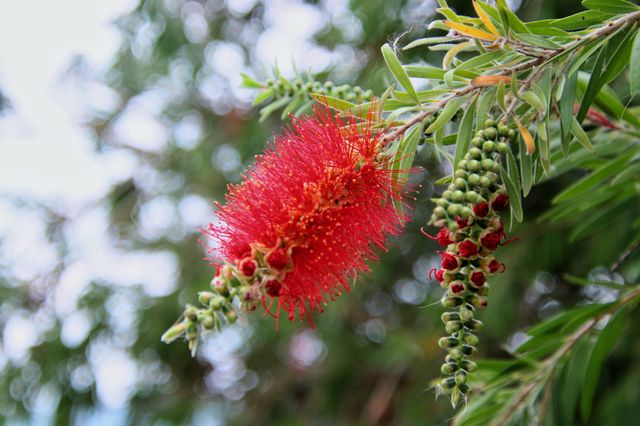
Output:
left=459, top=307, right=474, bottom=323
left=449, top=348, right=463, bottom=361
left=465, top=333, right=479, bottom=346
left=482, top=141, right=495, bottom=153
left=468, top=160, right=481, bottom=172
left=461, top=344, right=477, bottom=356
left=458, top=383, right=471, bottom=395
left=441, top=362, right=458, bottom=376
left=454, top=169, right=467, bottom=179
left=484, top=119, right=496, bottom=128
left=185, top=307, right=198, bottom=323
left=441, top=312, right=461, bottom=323
left=186, top=323, right=198, bottom=340
left=469, top=147, right=482, bottom=159
left=439, top=336, right=459, bottom=349
left=441, top=377, right=457, bottom=391
left=442, top=190, right=452, bottom=200
left=198, top=291, right=215, bottom=306
left=446, top=321, right=462, bottom=334
left=435, top=198, right=449, bottom=208
left=441, top=295, right=464, bottom=308
left=508, top=129, right=516, bottom=139
left=161, top=322, right=187, bottom=343
left=497, top=142, right=509, bottom=154
left=479, top=176, right=491, bottom=188
left=434, top=206, right=446, bottom=218
left=225, top=310, right=238, bottom=324
left=455, top=370, right=467, bottom=385
left=459, top=160, right=468, bottom=170
left=465, top=319, right=484, bottom=331
left=454, top=178, right=467, bottom=190
left=201, top=314, right=215, bottom=330
left=451, top=190, right=465, bottom=203
left=492, top=162, right=501, bottom=173
left=475, top=130, right=485, bottom=139
left=498, top=124, right=510, bottom=137
left=485, top=172, right=499, bottom=183
left=477, top=284, right=490, bottom=297
left=460, top=359, right=478, bottom=372
left=471, top=137, right=484, bottom=147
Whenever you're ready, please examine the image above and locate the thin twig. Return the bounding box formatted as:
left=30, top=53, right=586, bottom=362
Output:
left=381, top=10, right=640, bottom=145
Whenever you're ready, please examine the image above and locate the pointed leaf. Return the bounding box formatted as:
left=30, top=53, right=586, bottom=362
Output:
left=454, top=97, right=477, bottom=169
left=443, top=20, right=498, bottom=41
left=381, top=43, right=420, bottom=103
left=425, top=96, right=467, bottom=134
left=631, top=30, right=640, bottom=97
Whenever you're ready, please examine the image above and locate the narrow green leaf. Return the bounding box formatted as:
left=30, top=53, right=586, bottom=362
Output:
left=500, top=162, right=523, bottom=222
left=553, top=153, right=633, bottom=203
left=566, top=36, right=609, bottom=77
left=562, top=336, right=593, bottom=426
left=497, top=80, right=506, bottom=112
left=454, top=97, right=477, bottom=169
left=559, top=72, right=578, bottom=154
left=600, top=27, right=636, bottom=85
left=577, top=43, right=607, bottom=123
left=631, top=30, right=640, bottom=97
left=521, top=90, right=546, bottom=114
left=425, top=96, right=467, bottom=133
left=403, top=36, right=453, bottom=50
left=259, top=96, right=290, bottom=121
left=551, top=11, right=616, bottom=31
left=405, top=65, right=445, bottom=79
left=381, top=43, right=420, bottom=103
left=391, top=124, right=422, bottom=223
left=580, top=308, right=628, bottom=422
left=310, top=94, right=355, bottom=112
left=253, top=87, right=275, bottom=105
left=240, top=73, right=263, bottom=89
left=582, top=0, right=639, bottom=14
left=570, top=117, right=595, bottom=152
left=536, top=120, right=551, bottom=176
left=475, top=87, right=495, bottom=129
left=519, top=130, right=533, bottom=196
left=496, top=0, right=530, bottom=33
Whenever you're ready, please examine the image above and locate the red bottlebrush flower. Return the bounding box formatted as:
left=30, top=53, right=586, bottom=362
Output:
left=436, top=269, right=445, bottom=282
left=450, top=281, right=465, bottom=295
left=265, top=280, right=282, bottom=297
left=205, top=105, right=406, bottom=322
left=455, top=216, right=469, bottom=229
left=488, top=259, right=500, bottom=273
left=473, top=202, right=489, bottom=218
left=239, top=258, right=257, bottom=277
left=265, top=248, right=290, bottom=270
left=480, top=231, right=502, bottom=251
left=470, top=270, right=486, bottom=288
left=491, top=193, right=509, bottom=212
left=458, top=239, right=479, bottom=258
left=422, top=227, right=453, bottom=247
left=439, top=252, right=460, bottom=271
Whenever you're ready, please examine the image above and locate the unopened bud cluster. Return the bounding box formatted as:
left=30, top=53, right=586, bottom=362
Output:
left=426, top=119, right=512, bottom=406
left=265, top=78, right=373, bottom=104
left=161, top=244, right=293, bottom=355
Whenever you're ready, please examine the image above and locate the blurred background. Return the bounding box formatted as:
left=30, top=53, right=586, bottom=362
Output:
left=1, top=0, right=638, bottom=425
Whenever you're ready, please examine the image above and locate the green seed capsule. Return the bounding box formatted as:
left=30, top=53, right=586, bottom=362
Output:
left=484, top=119, right=496, bottom=128
left=454, top=178, right=467, bottom=190
left=468, top=173, right=480, bottom=186
left=485, top=172, right=499, bottom=183
left=461, top=344, right=477, bottom=356
left=477, top=284, right=490, bottom=297
left=492, top=162, right=501, bottom=173
left=459, top=160, right=468, bottom=170
left=460, top=359, right=478, bottom=372
left=465, top=191, right=480, bottom=203
left=460, top=206, right=473, bottom=219
left=447, top=204, right=462, bottom=216
left=434, top=206, right=446, bottom=218
left=455, top=371, right=467, bottom=385
left=185, top=307, right=198, bottom=322
left=484, top=127, right=497, bottom=140
left=451, top=190, right=465, bottom=203
left=482, top=141, right=495, bottom=153
left=446, top=321, right=462, bottom=334
left=454, top=169, right=467, bottom=179
left=201, top=315, right=215, bottom=330
left=475, top=130, right=485, bottom=139
left=225, top=310, right=238, bottom=324
left=465, top=333, right=479, bottom=346
left=481, top=158, right=495, bottom=171
left=441, top=377, right=457, bottom=391
left=435, top=198, right=449, bottom=208
left=479, top=176, right=491, bottom=188
left=198, top=291, right=215, bottom=306
left=442, top=190, right=452, bottom=200
left=497, top=142, right=509, bottom=154
left=441, top=362, right=458, bottom=375
left=471, top=137, right=484, bottom=147
left=498, top=124, right=510, bottom=136
left=468, top=160, right=481, bottom=172
left=508, top=129, right=516, bottom=139
left=469, top=147, right=482, bottom=159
